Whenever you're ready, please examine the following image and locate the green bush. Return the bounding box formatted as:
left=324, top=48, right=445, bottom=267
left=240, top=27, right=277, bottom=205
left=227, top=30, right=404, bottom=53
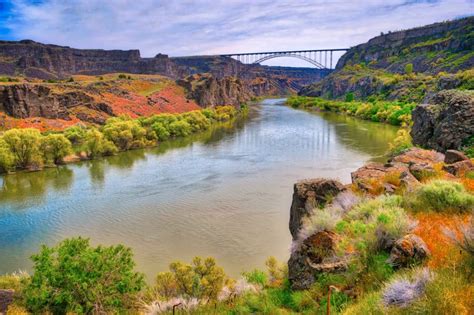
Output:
left=84, top=129, right=118, bottom=158
left=64, top=125, right=87, bottom=145
left=404, top=63, right=414, bottom=74
left=0, top=138, right=16, bottom=173
left=23, top=237, right=144, bottom=314
left=345, top=92, right=355, bottom=102
left=168, top=120, right=192, bottom=137
left=41, top=134, right=72, bottom=164
left=405, top=180, right=474, bottom=213
left=2, top=128, right=43, bottom=169
left=153, top=257, right=226, bottom=301
left=102, top=118, right=149, bottom=150
left=243, top=269, right=268, bottom=287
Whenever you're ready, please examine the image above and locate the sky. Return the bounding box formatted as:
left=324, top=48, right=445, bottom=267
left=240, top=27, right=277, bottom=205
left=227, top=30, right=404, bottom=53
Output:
left=0, top=0, right=473, bottom=67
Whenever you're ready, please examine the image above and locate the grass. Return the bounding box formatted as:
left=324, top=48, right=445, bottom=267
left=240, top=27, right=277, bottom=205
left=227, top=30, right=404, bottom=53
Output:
left=404, top=180, right=474, bottom=214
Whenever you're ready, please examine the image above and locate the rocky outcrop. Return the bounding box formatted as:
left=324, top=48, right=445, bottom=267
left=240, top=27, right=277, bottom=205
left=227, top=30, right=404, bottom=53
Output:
left=411, top=90, right=474, bottom=152
left=177, top=74, right=253, bottom=108
left=0, top=40, right=182, bottom=79
left=288, top=230, right=343, bottom=290
left=289, top=178, right=345, bottom=240
left=388, top=234, right=430, bottom=267
left=336, top=17, right=473, bottom=74
left=0, top=84, right=98, bottom=120
left=299, top=17, right=473, bottom=100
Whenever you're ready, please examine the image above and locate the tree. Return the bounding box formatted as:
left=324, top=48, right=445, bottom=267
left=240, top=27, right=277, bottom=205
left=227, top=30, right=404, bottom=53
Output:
left=64, top=125, right=87, bottom=145
left=2, top=128, right=42, bottom=169
left=24, top=237, right=145, bottom=314
left=84, top=129, right=118, bottom=158
left=102, top=120, right=148, bottom=151
left=41, top=134, right=72, bottom=164
left=404, top=63, right=414, bottom=75
left=0, top=138, right=15, bottom=173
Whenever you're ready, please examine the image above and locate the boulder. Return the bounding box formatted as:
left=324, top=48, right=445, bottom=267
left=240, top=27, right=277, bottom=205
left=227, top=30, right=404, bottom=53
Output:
left=444, top=150, right=470, bottom=164
left=0, top=289, right=14, bottom=315
left=387, top=234, right=430, bottom=267
left=411, top=90, right=474, bottom=152
left=351, top=162, right=419, bottom=193
left=289, top=179, right=345, bottom=239
left=443, top=160, right=474, bottom=176
left=390, top=147, right=445, bottom=166
left=288, top=230, right=340, bottom=290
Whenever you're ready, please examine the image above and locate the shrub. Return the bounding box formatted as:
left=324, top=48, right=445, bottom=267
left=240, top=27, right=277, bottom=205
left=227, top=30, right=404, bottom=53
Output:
left=168, top=120, right=192, bottom=137
left=102, top=119, right=148, bottom=151
left=84, top=129, right=118, bottom=158
left=151, top=122, right=171, bottom=141
left=64, top=125, right=87, bottom=145
left=2, top=128, right=42, bottom=169
left=343, top=195, right=413, bottom=253
left=0, top=138, right=16, bottom=173
left=154, top=257, right=226, bottom=301
left=405, top=180, right=474, bottom=213
left=382, top=268, right=431, bottom=307
left=243, top=269, right=268, bottom=288
left=345, top=92, right=355, bottom=102
left=443, top=215, right=474, bottom=257
left=265, top=256, right=286, bottom=287
left=41, top=134, right=72, bottom=164
left=23, top=237, right=144, bottom=314
left=180, top=111, right=211, bottom=132
left=404, top=63, right=414, bottom=75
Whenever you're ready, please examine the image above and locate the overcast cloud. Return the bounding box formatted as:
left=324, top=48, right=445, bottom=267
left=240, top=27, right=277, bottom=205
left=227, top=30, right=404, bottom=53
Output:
left=0, top=0, right=472, bottom=66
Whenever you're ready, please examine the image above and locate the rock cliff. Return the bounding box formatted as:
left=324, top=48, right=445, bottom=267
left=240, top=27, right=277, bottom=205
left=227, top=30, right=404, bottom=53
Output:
left=177, top=74, right=253, bottom=108
left=299, top=17, right=474, bottom=100
left=336, top=16, right=473, bottom=74
left=411, top=89, right=474, bottom=152
left=0, top=40, right=182, bottom=79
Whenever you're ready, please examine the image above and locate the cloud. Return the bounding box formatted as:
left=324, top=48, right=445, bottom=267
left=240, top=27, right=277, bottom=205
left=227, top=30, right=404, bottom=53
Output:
left=1, top=0, right=473, bottom=67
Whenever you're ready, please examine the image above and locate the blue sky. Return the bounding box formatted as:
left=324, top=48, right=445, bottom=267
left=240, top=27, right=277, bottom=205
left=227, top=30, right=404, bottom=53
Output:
left=0, top=0, right=472, bottom=67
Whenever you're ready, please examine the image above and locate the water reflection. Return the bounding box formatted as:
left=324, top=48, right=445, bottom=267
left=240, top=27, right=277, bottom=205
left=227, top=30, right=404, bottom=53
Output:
left=0, top=167, right=74, bottom=207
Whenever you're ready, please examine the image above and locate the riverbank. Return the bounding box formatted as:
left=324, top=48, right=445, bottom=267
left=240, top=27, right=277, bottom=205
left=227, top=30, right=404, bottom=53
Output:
left=0, top=105, right=245, bottom=175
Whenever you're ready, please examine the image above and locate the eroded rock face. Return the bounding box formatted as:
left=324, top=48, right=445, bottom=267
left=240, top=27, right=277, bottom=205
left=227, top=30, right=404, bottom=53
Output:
left=289, top=178, right=345, bottom=240
left=288, top=230, right=340, bottom=290
left=0, top=84, right=92, bottom=119
left=411, top=90, right=474, bottom=152
left=388, top=234, right=430, bottom=267
left=177, top=74, right=253, bottom=108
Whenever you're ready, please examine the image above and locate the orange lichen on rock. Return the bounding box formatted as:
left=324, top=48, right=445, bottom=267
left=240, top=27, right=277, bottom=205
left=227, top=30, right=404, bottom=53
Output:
left=413, top=212, right=471, bottom=268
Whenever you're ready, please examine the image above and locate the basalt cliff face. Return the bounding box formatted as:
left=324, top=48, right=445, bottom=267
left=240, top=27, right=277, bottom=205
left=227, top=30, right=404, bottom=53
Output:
left=0, top=40, right=182, bottom=79
left=336, top=16, right=473, bottom=74
left=300, top=17, right=474, bottom=100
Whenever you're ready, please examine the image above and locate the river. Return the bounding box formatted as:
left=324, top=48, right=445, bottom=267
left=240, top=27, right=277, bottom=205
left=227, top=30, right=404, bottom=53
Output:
left=0, top=99, right=398, bottom=279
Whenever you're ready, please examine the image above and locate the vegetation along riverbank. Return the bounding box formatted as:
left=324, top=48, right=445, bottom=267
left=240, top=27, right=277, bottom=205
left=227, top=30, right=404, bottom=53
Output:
left=0, top=105, right=244, bottom=174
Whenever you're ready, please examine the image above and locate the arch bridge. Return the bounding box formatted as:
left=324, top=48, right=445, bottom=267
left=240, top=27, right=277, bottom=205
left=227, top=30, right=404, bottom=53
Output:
left=221, top=49, right=348, bottom=69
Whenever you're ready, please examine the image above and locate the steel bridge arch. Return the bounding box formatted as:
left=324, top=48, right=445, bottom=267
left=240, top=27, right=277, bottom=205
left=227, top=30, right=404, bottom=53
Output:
left=253, top=53, right=326, bottom=69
